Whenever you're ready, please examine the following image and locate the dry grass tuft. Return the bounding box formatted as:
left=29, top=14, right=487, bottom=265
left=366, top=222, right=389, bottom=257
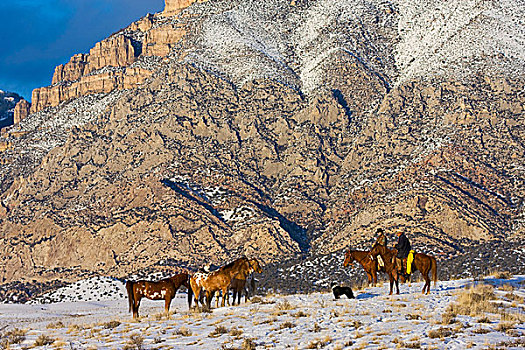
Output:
left=398, top=340, right=422, bottom=349
left=123, top=333, right=144, bottom=350
left=311, top=322, right=322, bottom=332
left=471, top=327, right=490, bottom=334
left=249, top=296, right=263, bottom=303
left=241, top=338, right=257, bottom=350
left=276, top=300, right=294, bottom=311
left=46, top=321, right=65, bottom=329
left=448, top=284, right=497, bottom=316
left=176, top=326, right=192, bottom=337
left=492, top=271, right=512, bottom=279
left=476, top=316, right=492, bottom=324
left=495, top=322, right=516, bottom=332
left=306, top=336, right=332, bottom=349
left=103, top=320, right=121, bottom=329
left=229, top=328, right=243, bottom=337
left=279, top=321, right=295, bottom=329
left=34, top=334, right=55, bottom=347
left=428, top=327, right=453, bottom=339
left=0, top=328, right=27, bottom=347
left=293, top=311, right=308, bottom=318
left=209, top=325, right=229, bottom=338
left=441, top=311, right=457, bottom=325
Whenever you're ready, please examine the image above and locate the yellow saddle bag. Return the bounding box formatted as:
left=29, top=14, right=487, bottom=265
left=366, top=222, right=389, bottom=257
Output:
left=407, top=250, right=415, bottom=274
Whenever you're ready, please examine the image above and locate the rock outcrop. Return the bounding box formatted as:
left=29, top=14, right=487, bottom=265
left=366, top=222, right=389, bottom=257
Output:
left=163, top=0, right=206, bottom=16
left=13, top=99, right=30, bottom=125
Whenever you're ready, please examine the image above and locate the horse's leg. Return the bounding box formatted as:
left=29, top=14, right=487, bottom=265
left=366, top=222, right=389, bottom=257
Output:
left=165, top=296, right=172, bottom=317
left=135, top=295, right=142, bottom=319
left=221, top=288, right=227, bottom=307
left=366, top=272, right=372, bottom=286
left=389, top=274, right=394, bottom=295
left=423, top=266, right=431, bottom=295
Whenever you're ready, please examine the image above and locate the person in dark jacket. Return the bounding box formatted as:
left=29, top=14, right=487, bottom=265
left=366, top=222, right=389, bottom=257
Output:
left=394, top=231, right=411, bottom=274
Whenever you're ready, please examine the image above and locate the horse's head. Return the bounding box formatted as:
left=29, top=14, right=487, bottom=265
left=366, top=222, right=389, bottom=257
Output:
left=248, top=258, right=262, bottom=274
left=343, top=250, right=355, bottom=267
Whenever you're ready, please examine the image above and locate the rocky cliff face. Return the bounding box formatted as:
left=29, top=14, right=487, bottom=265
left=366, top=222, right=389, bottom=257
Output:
left=0, top=0, right=524, bottom=285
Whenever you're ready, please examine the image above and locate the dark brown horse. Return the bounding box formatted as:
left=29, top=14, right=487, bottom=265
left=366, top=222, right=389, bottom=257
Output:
left=369, top=242, right=401, bottom=295
left=190, top=257, right=256, bottom=309
left=229, top=258, right=262, bottom=305
left=343, top=250, right=381, bottom=286
left=126, top=273, right=192, bottom=319
left=404, top=251, right=438, bottom=294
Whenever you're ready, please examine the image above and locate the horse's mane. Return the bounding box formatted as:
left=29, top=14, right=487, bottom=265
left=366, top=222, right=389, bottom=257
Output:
left=221, top=256, right=247, bottom=270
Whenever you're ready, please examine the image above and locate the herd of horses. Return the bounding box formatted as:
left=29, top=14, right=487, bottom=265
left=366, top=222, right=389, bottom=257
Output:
left=126, top=257, right=261, bottom=318
left=125, top=240, right=437, bottom=319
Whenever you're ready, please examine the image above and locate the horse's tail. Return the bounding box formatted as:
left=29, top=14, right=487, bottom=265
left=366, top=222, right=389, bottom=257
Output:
left=187, top=275, right=193, bottom=309
left=126, top=281, right=134, bottom=314
left=431, top=256, right=438, bottom=287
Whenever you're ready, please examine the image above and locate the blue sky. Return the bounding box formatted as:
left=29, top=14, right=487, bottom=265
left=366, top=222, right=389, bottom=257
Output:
left=0, top=0, right=164, bottom=100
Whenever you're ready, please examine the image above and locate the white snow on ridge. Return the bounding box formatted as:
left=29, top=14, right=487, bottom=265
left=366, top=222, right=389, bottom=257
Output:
left=184, top=0, right=524, bottom=95
left=395, top=0, right=525, bottom=84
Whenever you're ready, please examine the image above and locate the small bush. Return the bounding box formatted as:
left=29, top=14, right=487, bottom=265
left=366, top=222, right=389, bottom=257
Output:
left=306, top=336, right=331, bottom=349
left=242, top=338, right=256, bottom=350
left=123, top=334, right=144, bottom=350
left=311, top=323, right=322, bottom=332
left=449, top=284, right=497, bottom=316
left=229, top=328, right=243, bottom=337
left=176, top=327, right=192, bottom=336
left=471, top=327, right=490, bottom=334
left=34, top=334, right=55, bottom=346
left=276, top=300, right=293, bottom=311
left=398, top=341, right=421, bottom=349
left=250, top=296, right=263, bottom=303
left=495, top=322, right=516, bottom=332
left=441, top=311, right=457, bottom=325
left=46, top=321, right=65, bottom=329
left=209, top=325, right=229, bottom=338
left=1, top=328, right=27, bottom=346
left=279, top=321, right=295, bottom=329
left=103, top=320, right=121, bottom=329
left=476, top=316, right=492, bottom=323
left=428, top=327, right=453, bottom=339
left=293, top=311, right=308, bottom=318
left=493, top=271, right=512, bottom=279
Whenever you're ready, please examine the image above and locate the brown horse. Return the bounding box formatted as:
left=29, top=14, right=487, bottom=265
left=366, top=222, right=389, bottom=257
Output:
left=126, top=273, right=192, bottom=319
left=190, top=257, right=255, bottom=309
left=404, top=252, right=438, bottom=294
left=343, top=250, right=381, bottom=286
left=229, top=258, right=262, bottom=305
left=369, top=242, right=401, bottom=295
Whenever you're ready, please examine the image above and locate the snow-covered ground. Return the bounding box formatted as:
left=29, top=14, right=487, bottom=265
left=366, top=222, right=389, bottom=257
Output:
left=1, top=276, right=524, bottom=349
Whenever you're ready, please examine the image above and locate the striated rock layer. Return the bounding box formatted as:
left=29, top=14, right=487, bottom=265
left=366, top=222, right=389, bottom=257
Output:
left=0, top=0, right=524, bottom=285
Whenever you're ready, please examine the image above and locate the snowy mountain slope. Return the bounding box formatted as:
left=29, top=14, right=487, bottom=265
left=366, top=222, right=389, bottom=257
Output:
left=0, top=276, right=523, bottom=349
left=183, top=0, right=525, bottom=93
left=395, top=0, right=525, bottom=83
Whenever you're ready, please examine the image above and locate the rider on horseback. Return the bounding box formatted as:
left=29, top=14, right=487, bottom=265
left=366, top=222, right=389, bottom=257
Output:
left=376, top=228, right=387, bottom=246
left=394, top=231, right=411, bottom=275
